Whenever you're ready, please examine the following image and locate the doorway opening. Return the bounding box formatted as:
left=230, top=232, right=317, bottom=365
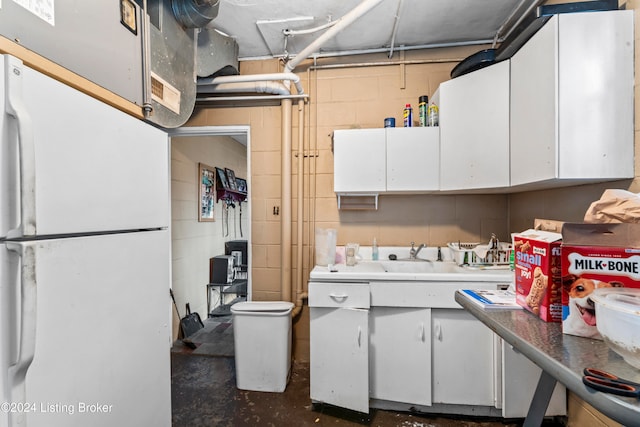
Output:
left=168, top=126, right=251, bottom=333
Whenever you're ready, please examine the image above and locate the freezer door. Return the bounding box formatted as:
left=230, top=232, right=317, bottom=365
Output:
left=0, top=55, right=169, bottom=239
left=2, top=230, right=171, bottom=427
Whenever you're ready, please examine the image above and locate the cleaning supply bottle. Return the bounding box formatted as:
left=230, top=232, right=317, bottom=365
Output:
left=372, top=238, right=379, bottom=261
left=403, top=104, right=413, bottom=127
left=418, top=96, right=428, bottom=127
left=427, top=102, right=439, bottom=127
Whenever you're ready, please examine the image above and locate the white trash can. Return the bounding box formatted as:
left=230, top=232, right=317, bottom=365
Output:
left=231, top=301, right=294, bottom=392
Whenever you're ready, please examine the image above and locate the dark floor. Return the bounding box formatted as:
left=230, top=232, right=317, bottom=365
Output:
left=171, top=317, right=565, bottom=427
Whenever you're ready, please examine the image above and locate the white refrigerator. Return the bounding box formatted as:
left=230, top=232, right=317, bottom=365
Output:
left=0, top=55, right=171, bottom=426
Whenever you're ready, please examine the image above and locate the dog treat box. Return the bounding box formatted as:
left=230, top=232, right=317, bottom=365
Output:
left=561, top=223, right=640, bottom=339
left=513, top=229, right=563, bottom=322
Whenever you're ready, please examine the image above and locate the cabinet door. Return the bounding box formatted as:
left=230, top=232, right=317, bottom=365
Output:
left=369, top=307, right=431, bottom=406
left=511, top=11, right=634, bottom=186
left=333, top=129, right=385, bottom=193
left=386, top=127, right=439, bottom=191
left=431, top=309, right=495, bottom=406
left=310, top=307, right=369, bottom=413
left=439, top=61, right=510, bottom=191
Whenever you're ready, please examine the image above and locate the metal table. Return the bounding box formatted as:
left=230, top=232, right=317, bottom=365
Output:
left=206, top=279, right=247, bottom=317
left=455, top=290, right=640, bottom=427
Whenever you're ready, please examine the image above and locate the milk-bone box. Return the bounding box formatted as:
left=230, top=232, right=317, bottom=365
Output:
left=561, top=223, right=640, bottom=339
left=513, top=229, right=563, bottom=322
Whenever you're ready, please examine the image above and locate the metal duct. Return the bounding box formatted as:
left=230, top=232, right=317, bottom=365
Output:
left=171, top=0, right=220, bottom=28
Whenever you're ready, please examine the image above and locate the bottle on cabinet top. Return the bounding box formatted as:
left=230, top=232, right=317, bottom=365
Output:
left=418, top=96, right=428, bottom=127
left=427, top=102, right=439, bottom=127
left=403, top=103, right=413, bottom=127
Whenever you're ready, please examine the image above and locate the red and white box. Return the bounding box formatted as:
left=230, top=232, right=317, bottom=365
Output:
left=513, top=229, right=563, bottom=322
left=561, top=223, right=640, bottom=339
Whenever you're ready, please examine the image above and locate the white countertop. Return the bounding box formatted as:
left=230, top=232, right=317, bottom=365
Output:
left=310, top=260, right=514, bottom=283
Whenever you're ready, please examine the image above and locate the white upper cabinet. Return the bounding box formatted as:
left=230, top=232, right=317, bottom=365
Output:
left=333, top=127, right=439, bottom=194
left=333, top=128, right=386, bottom=194
left=386, top=127, right=439, bottom=192
left=510, top=11, right=634, bottom=188
left=438, top=60, right=510, bottom=191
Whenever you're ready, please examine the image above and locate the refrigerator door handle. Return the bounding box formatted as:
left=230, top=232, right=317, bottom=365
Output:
left=5, top=241, right=37, bottom=422
left=5, top=56, right=37, bottom=238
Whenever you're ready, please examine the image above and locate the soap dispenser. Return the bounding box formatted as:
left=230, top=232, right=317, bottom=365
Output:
left=372, top=238, right=379, bottom=261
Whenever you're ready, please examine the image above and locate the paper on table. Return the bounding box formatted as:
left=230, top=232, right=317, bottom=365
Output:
left=461, top=289, right=522, bottom=310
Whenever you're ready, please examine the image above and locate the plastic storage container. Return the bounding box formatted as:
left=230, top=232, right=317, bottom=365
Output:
left=231, top=301, right=295, bottom=392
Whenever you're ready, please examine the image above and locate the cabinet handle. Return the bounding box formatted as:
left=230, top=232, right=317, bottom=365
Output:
left=329, top=293, right=348, bottom=302
left=435, top=321, right=442, bottom=341
left=420, top=322, right=425, bottom=342
left=357, top=326, right=362, bottom=347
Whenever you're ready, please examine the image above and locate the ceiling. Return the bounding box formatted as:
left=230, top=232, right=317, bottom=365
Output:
left=208, top=0, right=539, bottom=62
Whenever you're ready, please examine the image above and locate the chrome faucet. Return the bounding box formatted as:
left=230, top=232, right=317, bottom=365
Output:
left=409, top=242, right=426, bottom=260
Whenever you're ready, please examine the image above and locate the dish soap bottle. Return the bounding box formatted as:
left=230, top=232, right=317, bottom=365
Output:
left=372, top=238, right=379, bottom=261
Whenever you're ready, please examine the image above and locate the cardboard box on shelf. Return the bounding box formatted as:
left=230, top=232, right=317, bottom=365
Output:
left=513, top=229, right=563, bottom=322
left=561, top=222, right=640, bottom=339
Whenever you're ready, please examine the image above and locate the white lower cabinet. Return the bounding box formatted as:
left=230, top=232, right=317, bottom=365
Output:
left=369, top=307, right=431, bottom=406
left=431, top=309, right=495, bottom=406
left=309, top=282, right=370, bottom=413
left=309, top=279, right=566, bottom=418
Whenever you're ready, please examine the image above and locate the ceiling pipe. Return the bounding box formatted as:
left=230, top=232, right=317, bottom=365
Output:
left=197, top=81, right=292, bottom=95
left=283, top=20, right=337, bottom=36
left=284, top=0, right=386, bottom=73
left=196, top=94, right=308, bottom=102
left=198, top=73, right=305, bottom=94
left=242, top=38, right=496, bottom=62
left=387, top=0, right=405, bottom=58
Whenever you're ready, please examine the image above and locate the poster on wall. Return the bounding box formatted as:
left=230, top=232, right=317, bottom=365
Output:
left=199, top=163, right=215, bottom=222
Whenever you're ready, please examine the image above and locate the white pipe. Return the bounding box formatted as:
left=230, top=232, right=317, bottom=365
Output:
left=198, top=81, right=291, bottom=95
left=196, top=94, right=308, bottom=102
left=241, top=38, right=496, bottom=62
left=296, top=99, right=304, bottom=296
left=284, top=0, right=386, bottom=72
left=198, top=73, right=305, bottom=94
left=284, top=20, right=337, bottom=36
left=387, top=0, right=405, bottom=59
left=292, top=99, right=307, bottom=318
left=310, top=58, right=465, bottom=71
left=281, top=99, right=292, bottom=303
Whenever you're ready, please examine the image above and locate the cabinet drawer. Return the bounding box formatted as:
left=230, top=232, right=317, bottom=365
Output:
left=309, top=282, right=370, bottom=308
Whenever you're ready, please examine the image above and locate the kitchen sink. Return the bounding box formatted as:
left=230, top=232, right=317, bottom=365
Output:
left=380, top=260, right=466, bottom=274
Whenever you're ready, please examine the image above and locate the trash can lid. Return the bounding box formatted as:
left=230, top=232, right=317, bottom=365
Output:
left=231, top=301, right=294, bottom=313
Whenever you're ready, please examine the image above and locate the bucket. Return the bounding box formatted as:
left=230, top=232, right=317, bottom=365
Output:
left=315, top=228, right=337, bottom=266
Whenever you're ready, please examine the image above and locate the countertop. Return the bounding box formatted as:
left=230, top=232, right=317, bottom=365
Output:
left=310, top=261, right=514, bottom=283
left=455, top=290, right=640, bottom=426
